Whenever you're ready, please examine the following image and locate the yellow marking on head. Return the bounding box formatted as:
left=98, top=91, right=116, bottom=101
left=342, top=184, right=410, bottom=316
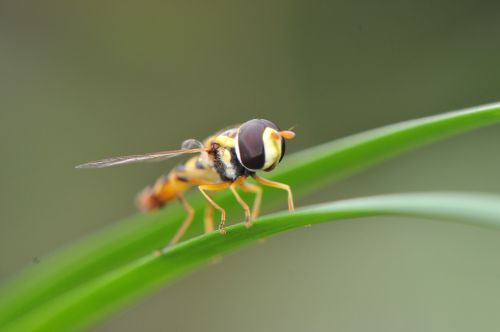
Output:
left=262, top=127, right=282, bottom=170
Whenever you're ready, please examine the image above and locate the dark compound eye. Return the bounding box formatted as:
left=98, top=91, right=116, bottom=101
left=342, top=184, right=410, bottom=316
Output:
left=237, top=119, right=282, bottom=170
left=237, top=120, right=266, bottom=170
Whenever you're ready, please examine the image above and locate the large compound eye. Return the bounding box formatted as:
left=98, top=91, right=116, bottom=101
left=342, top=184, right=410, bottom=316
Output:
left=236, top=119, right=285, bottom=171
left=237, top=119, right=280, bottom=170
left=236, top=119, right=268, bottom=170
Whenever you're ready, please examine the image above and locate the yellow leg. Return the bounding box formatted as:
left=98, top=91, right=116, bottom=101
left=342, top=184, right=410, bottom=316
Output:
left=198, top=182, right=231, bottom=234
left=169, top=193, right=195, bottom=245
left=240, top=183, right=262, bottom=220
left=252, top=175, right=294, bottom=211
left=230, top=185, right=251, bottom=227
left=204, top=203, right=214, bottom=233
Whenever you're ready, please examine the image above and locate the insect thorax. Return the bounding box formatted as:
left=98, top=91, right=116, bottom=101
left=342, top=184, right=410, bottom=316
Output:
left=213, top=146, right=254, bottom=181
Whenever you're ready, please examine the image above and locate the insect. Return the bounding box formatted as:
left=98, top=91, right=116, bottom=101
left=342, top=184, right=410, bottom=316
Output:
left=76, top=119, right=296, bottom=246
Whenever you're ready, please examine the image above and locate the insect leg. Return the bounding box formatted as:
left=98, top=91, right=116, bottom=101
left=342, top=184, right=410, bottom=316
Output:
left=230, top=185, right=251, bottom=227
left=204, top=202, right=214, bottom=233
left=252, top=175, right=295, bottom=211
left=239, top=183, right=262, bottom=220
left=198, top=182, right=231, bottom=234
left=169, top=193, right=195, bottom=246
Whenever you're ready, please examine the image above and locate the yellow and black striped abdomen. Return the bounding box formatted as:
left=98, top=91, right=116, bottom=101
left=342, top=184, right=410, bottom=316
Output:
left=136, top=154, right=219, bottom=212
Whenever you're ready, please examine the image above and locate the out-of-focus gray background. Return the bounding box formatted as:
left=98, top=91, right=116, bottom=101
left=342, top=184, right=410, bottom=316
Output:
left=2, top=1, right=500, bottom=331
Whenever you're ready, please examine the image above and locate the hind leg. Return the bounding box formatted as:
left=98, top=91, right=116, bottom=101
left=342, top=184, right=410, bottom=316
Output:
left=169, top=193, right=195, bottom=246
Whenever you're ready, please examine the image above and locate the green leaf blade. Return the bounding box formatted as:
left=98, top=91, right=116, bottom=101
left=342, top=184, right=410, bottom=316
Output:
left=1, top=102, right=500, bottom=328
left=5, top=192, right=500, bottom=331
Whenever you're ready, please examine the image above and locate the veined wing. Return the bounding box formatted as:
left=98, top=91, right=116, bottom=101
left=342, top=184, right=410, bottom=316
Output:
left=75, top=147, right=208, bottom=169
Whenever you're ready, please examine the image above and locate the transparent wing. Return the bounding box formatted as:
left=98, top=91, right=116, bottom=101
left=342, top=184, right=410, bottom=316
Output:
left=75, top=147, right=208, bottom=169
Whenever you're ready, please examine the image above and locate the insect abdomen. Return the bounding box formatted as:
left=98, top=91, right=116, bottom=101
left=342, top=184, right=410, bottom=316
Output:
left=136, top=173, right=191, bottom=212
left=136, top=177, right=174, bottom=212
left=136, top=155, right=218, bottom=212
left=136, top=186, right=165, bottom=212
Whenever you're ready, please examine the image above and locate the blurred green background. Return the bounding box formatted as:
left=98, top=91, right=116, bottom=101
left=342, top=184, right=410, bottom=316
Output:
left=2, top=1, right=500, bottom=331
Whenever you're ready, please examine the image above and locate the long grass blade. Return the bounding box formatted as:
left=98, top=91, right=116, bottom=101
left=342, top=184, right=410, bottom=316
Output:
left=1, top=102, right=500, bottom=327
left=4, top=193, right=500, bottom=331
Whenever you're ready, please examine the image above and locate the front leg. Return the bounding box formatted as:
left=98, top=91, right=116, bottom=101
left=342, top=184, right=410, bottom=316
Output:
left=252, top=175, right=294, bottom=211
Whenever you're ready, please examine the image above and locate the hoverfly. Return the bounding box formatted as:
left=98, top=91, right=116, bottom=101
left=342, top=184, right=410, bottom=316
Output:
left=76, top=119, right=296, bottom=246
